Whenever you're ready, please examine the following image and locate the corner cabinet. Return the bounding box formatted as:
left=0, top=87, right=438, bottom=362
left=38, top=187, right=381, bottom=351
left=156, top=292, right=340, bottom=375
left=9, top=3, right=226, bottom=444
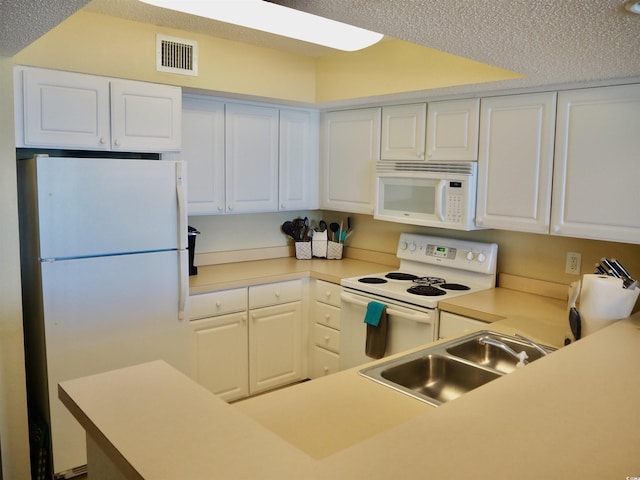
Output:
left=476, top=92, right=557, bottom=233
left=550, top=84, right=640, bottom=244
left=426, top=98, right=479, bottom=161
left=320, top=108, right=381, bottom=214
left=16, top=66, right=181, bottom=152
left=279, top=109, right=319, bottom=211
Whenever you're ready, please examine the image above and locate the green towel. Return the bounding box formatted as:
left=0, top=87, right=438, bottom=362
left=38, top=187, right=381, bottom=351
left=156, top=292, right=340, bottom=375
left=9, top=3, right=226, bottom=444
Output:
left=364, top=301, right=386, bottom=326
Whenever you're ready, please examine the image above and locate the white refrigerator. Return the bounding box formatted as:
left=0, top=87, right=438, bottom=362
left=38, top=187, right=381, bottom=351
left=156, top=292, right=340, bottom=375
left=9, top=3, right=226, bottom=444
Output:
left=18, top=155, right=190, bottom=478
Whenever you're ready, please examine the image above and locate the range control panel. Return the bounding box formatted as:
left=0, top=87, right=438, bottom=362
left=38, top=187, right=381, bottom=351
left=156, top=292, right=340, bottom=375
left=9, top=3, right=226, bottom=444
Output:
left=397, top=233, right=498, bottom=275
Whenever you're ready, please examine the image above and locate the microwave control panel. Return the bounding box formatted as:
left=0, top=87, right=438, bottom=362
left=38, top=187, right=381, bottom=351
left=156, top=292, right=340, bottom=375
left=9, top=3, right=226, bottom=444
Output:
left=445, top=181, right=464, bottom=224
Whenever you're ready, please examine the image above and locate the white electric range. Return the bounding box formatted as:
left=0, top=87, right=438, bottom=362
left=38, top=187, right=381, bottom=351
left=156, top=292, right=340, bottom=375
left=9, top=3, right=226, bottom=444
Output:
left=339, top=233, right=498, bottom=369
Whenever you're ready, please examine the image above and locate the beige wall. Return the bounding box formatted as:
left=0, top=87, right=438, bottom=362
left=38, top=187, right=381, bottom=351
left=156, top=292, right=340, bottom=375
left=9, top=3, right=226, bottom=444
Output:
left=0, top=57, right=31, bottom=479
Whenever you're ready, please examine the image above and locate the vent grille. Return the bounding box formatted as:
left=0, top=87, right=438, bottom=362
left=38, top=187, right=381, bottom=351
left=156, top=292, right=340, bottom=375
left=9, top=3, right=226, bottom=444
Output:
left=376, top=161, right=477, bottom=175
left=156, top=34, right=198, bottom=76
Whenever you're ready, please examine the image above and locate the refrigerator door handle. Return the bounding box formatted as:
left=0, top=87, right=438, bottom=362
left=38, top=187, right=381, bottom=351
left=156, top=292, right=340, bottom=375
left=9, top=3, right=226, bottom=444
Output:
left=175, top=161, right=187, bottom=251
left=178, top=249, right=188, bottom=320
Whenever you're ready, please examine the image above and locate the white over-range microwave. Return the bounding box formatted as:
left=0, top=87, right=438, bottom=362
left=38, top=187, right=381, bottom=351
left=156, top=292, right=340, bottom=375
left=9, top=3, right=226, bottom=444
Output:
left=375, top=161, right=480, bottom=230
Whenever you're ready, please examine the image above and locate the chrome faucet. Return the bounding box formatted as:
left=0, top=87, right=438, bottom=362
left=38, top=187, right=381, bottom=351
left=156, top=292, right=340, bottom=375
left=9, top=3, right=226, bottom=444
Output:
left=478, top=336, right=529, bottom=367
left=514, top=333, right=549, bottom=357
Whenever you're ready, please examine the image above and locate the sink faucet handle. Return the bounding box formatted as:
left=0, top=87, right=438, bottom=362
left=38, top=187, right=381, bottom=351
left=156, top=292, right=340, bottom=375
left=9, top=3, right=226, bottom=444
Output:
left=515, top=350, right=528, bottom=368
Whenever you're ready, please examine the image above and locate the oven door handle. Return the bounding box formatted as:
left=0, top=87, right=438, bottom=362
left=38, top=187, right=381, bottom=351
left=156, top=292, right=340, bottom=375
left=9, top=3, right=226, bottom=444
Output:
left=340, top=292, right=434, bottom=325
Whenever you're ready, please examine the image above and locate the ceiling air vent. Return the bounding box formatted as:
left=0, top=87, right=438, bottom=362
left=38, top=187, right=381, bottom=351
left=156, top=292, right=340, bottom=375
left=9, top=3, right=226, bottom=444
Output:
left=156, top=34, right=198, bottom=76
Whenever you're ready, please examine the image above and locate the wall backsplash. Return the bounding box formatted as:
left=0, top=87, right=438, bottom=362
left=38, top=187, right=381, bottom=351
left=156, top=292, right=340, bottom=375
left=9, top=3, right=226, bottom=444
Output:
left=189, top=210, right=640, bottom=288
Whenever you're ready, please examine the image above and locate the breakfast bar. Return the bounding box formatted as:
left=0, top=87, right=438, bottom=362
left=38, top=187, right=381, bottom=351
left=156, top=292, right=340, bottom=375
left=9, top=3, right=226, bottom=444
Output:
left=59, top=310, right=640, bottom=480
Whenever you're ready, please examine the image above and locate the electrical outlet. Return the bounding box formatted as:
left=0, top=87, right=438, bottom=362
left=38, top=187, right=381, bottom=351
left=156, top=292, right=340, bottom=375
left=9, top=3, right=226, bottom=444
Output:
left=565, top=252, right=582, bottom=275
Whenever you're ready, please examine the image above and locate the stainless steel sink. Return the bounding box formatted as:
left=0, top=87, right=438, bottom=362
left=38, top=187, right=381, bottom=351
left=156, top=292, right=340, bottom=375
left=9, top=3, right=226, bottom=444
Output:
left=359, top=330, right=555, bottom=406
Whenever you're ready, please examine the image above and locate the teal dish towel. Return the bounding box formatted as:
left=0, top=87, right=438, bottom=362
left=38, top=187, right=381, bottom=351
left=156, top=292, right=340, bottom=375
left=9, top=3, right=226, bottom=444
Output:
left=364, top=301, right=388, bottom=359
left=364, top=301, right=387, bottom=326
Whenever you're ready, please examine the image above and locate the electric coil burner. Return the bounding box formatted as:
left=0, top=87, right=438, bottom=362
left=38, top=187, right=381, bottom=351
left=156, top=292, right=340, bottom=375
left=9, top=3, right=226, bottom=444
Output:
left=407, top=285, right=447, bottom=296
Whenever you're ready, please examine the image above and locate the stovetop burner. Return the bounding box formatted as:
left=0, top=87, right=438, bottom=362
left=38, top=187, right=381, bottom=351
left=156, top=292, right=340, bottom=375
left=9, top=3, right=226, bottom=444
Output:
left=358, top=277, right=388, bottom=284
left=440, top=283, right=471, bottom=291
left=407, top=285, right=447, bottom=296
left=385, top=272, right=419, bottom=281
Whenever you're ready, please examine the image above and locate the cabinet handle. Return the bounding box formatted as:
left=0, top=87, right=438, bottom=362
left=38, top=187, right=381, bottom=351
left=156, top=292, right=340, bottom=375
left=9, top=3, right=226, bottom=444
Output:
left=325, top=291, right=331, bottom=299
left=114, top=139, right=121, bottom=146
left=427, top=151, right=433, bottom=158
left=324, top=336, right=330, bottom=343
left=216, top=301, right=222, bottom=308
left=252, top=313, right=257, bottom=320
left=325, top=314, right=330, bottom=320
left=217, top=206, right=223, bottom=212
left=280, top=203, right=285, bottom=209
left=323, top=367, right=329, bottom=374
left=417, top=151, right=425, bottom=159
left=275, top=291, right=281, bottom=298
left=99, top=137, right=106, bottom=144
left=228, top=205, right=233, bottom=211
left=242, top=315, right=247, bottom=323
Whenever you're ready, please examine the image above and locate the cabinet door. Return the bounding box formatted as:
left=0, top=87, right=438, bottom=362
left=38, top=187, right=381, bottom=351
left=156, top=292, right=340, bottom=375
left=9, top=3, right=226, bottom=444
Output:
left=110, top=79, right=182, bottom=152
left=279, top=109, right=319, bottom=211
left=476, top=92, right=557, bottom=233
left=165, top=96, right=225, bottom=215
left=21, top=67, right=111, bottom=149
left=320, top=108, right=381, bottom=213
left=381, top=103, right=426, bottom=161
left=551, top=84, right=640, bottom=244
left=426, top=98, right=479, bottom=161
left=190, top=312, right=249, bottom=402
left=249, top=301, right=303, bottom=394
left=226, top=103, right=279, bottom=213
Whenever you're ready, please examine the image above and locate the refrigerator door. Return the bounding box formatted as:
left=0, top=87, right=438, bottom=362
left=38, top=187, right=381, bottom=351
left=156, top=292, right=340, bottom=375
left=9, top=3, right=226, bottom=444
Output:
left=41, top=250, right=189, bottom=475
left=34, top=156, right=186, bottom=259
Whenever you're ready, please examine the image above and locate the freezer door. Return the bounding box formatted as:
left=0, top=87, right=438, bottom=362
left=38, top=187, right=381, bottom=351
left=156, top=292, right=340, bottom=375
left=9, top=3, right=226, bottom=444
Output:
left=40, top=250, right=189, bottom=475
left=34, top=156, right=185, bottom=259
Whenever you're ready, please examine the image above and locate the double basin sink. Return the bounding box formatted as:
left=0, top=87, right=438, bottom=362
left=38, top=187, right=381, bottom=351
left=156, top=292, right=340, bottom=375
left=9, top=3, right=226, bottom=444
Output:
left=359, top=330, right=555, bottom=406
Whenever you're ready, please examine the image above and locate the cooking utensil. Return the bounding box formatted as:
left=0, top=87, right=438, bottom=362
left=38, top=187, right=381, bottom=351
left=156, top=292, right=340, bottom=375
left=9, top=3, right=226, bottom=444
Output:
left=568, top=280, right=582, bottom=341
left=281, top=221, right=297, bottom=240
left=329, top=222, right=340, bottom=241
left=318, top=220, right=327, bottom=232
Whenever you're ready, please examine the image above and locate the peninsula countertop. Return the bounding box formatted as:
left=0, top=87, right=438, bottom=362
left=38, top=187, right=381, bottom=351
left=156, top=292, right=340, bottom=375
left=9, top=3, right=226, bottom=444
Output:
left=59, top=311, right=640, bottom=479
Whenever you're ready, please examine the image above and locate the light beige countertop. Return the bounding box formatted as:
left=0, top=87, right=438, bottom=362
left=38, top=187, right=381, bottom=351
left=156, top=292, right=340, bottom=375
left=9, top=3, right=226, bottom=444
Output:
left=189, top=257, right=396, bottom=294
left=60, top=313, right=640, bottom=480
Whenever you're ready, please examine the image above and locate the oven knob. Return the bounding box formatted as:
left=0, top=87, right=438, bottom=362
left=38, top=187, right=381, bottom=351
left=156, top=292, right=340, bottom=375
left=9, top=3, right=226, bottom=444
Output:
left=408, top=242, right=417, bottom=252
left=477, top=252, right=487, bottom=263
left=466, top=251, right=476, bottom=261
left=399, top=240, right=408, bottom=250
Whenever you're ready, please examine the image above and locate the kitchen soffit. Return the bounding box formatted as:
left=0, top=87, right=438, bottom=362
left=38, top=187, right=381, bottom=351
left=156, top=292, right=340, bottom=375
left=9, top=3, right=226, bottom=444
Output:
left=3, top=0, right=640, bottom=94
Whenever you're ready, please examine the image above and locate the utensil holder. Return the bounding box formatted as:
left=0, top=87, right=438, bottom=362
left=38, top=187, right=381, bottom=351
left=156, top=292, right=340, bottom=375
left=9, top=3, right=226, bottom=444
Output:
left=327, top=241, right=343, bottom=260
left=295, top=241, right=312, bottom=260
left=312, top=230, right=327, bottom=258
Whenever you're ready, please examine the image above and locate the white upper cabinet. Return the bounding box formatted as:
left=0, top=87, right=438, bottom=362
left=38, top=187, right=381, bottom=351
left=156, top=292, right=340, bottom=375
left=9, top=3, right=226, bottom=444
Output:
left=225, top=103, right=279, bottom=214
left=110, top=79, right=181, bottom=152
left=164, top=95, right=225, bottom=215
left=381, top=103, right=426, bottom=161
left=426, top=98, right=480, bottom=161
left=476, top=92, right=557, bottom=233
left=20, top=67, right=111, bottom=149
left=550, top=84, right=640, bottom=244
left=279, top=109, right=319, bottom=211
left=320, top=108, right=381, bottom=214
left=17, top=66, right=181, bottom=152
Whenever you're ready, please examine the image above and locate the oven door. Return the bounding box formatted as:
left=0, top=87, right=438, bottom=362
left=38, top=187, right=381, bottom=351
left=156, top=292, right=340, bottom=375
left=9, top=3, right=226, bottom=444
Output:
left=339, top=289, right=438, bottom=370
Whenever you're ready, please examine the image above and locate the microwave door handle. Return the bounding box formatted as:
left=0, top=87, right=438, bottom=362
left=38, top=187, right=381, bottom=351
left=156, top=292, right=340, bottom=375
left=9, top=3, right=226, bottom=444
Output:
left=435, top=180, right=447, bottom=221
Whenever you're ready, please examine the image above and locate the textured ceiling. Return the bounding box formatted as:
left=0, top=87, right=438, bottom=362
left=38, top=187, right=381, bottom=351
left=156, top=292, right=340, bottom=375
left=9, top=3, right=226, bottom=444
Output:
left=2, top=0, right=640, bottom=95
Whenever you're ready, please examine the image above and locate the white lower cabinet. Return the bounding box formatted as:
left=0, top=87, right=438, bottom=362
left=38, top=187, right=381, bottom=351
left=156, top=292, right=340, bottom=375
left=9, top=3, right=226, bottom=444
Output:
left=189, top=279, right=306, bottom=401
left=439, top=311, right=488, bottom=339
left=310, top=280, right=342, bottom=378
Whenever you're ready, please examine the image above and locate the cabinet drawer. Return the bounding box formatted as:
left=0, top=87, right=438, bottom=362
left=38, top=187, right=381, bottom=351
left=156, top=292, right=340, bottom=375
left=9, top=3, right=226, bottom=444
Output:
left=249, top=279, right=302, bottom=308
left=311, top=346, right=340, bottom=378
left=313, top=323, right=340, bottom=354
left=189, top=288, right=247, bottom=320
left=315, top=302, right=341, bottom=330
left=314, top=280, right=342, bottom=307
